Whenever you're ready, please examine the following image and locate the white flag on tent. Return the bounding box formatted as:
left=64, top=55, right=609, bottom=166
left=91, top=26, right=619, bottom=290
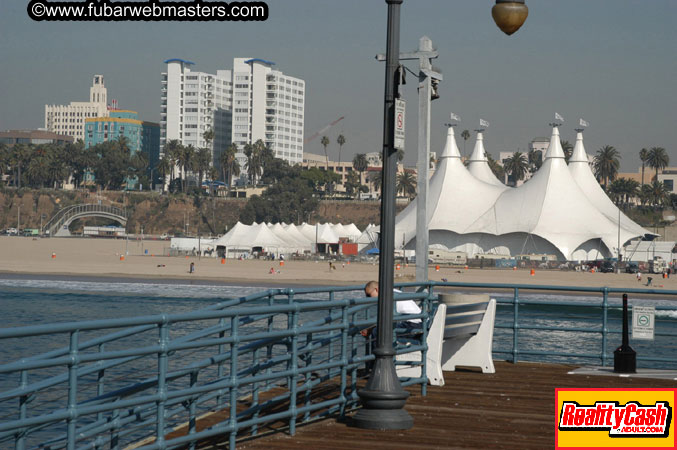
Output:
left=555, top=112, right=564, bottom=122
left=479, top=118, right=490, bottom=128
left=579, top=118, right=589, bottom=127
left=450, top=112, right=460, bottom=122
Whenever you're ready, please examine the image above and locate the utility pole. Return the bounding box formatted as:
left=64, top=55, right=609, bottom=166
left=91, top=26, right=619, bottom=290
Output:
left=377, top=36, right=442, bottom=282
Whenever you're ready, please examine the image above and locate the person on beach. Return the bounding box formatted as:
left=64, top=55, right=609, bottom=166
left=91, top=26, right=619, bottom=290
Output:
left=636, top=271, right=642, bottom=283
left=189, top=262, right=195, bottom=274
left=360, top=280, right=422, bottom=338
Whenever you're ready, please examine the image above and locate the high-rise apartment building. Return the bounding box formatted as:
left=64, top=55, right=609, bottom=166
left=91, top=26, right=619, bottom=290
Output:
left=231, top=58, right=305, bottom=166
left=45, top=75, right=109, bottom=142
left=161, top=58, right=305, bottom=175
left=161, top=59, right=233, bottom=168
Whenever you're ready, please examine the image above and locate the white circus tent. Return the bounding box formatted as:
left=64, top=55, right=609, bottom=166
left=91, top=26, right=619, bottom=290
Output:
left=466, top=131, right=506, bottom=188
left=284, top=223, right=313, bottom=250
left=395, top=126, right=646, bottom=261
left=568, top=130, right=655, bottom=240
left=394, top=126, right=506, bottom=252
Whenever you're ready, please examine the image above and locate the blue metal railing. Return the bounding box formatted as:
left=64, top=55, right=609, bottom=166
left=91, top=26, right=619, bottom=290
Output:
left=1, top=281, right=676, bottom=449
left=0, top=285, right=433, bottom=450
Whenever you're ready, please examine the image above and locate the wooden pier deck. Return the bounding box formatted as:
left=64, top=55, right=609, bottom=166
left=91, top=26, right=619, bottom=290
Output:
left=224, top=361, right=676, bottom=449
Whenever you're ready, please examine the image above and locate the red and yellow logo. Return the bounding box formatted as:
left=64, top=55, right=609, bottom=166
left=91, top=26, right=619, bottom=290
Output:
left=556, top=389, right=675, bottom=448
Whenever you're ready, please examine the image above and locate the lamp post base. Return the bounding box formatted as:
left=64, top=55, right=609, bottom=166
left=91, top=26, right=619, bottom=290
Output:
left=352, top=354, right=413, bottom=430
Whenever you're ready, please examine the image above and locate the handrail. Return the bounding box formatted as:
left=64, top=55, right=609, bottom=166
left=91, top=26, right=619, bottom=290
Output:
left=0, top=281, right=675, bottom=449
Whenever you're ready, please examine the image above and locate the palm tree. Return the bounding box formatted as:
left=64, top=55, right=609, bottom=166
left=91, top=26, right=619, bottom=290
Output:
left=336, top=134, right=346, bottom=166
left=320, top=136, right=330, bottom=169
left=10, top=143, right=32, bottom=188
left=487, top=154, right=505, bottom=181
left=527, top=149, right=543, bottom=174
left=461, top=129, right=470, bottom=157
left=396, top=170, right=416, bottom=199
left=503, top=151, right=529, bottom=185
left=220, top=143, right=240, bottom=187
left=396, top=148, right=405, bottom=162
left=244, top=142, right=264, bottom=185
left=647, top=180, right=670, bottom=209
left=369, top=169, right=382, bottom=194
left=194, top=147, right=212, bottom=187
left=157, top=154, right=172, bottom=192
left=164, top=139, right=183, bottom=187
left=561, top=140, right=573, bottom=163
left=352, top=153, right=368, bottom=186
left=647, top=146, right=669, bottom=181
left=593, top=145, right=621, bottom=188
left=178, top=144, right=195, bottom=192
left=639, top=148, right=649, bottom=185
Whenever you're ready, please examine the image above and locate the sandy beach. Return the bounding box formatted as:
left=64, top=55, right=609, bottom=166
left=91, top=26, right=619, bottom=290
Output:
left=0, top=236, right=675, bottom=291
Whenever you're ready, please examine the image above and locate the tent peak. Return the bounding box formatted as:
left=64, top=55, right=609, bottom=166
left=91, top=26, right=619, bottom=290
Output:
left=440, top=126, right=461, bottom=159
left=569, top=131, right=588, bottom=163
left=544, top=126, right=565, bottom=160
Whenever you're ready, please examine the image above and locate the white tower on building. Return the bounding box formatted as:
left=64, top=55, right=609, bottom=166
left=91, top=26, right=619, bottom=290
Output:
left=45, top=75, right=109, bottom=142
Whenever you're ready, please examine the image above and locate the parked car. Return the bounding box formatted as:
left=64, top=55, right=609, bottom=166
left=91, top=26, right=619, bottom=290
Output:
left=624, top=262, right=639, bottom=274
left=600, top=261, right=615, bottom=273
left=5, top=228, right=18, bottom=236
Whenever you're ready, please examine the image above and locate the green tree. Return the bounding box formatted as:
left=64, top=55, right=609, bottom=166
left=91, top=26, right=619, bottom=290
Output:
left=157, top=153, right=172, bottom=192
left=10, top=143, right=32, bottom=188
left=220, top=143, right=240, bottom=187
left=164, top=139, right=183, bottom=187
left=461, top=129, right=470, bottom=157
left=647, top=180, right=670, bottom=209
left=336, top=134, right=346, bottom=166
left=194, top=147, right=212, bottom=188
left=92, top=140, right=131, bottom=190
left=320, top=135, right=330, bottom=169
left=396, top=148, right=405, bottom=162
left=487, top=153, right=505, bottom=181
left=178, top=144, right=196, bottom=192
left=344, top=170, right=366, bottom=199
left=369, top=169, right=382, bottom=194
left=647, top=146, right=669, bottom=181
left=240, top=165, right=319, bottom=224
left=352, top=153, right=368, bottom=186
left=503, top=151, right=529, bottom=185
left=396, top=170, right=416, bottom=199
left=639, top=148, right=649, bottom=186
left=593, top=145, right=621, bottom=188
left=527, top=149, right=543, bottom=174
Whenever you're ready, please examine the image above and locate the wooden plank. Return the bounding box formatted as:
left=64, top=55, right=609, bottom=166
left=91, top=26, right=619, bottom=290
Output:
left=233, top=361, right=676, bottom=449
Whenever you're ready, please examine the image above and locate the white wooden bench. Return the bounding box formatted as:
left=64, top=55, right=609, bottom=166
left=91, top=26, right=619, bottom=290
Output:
left=396, top=294, right=497, bottom=386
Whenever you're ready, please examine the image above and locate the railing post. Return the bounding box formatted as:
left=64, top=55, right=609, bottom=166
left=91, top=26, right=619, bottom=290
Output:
left=16, top=369, right=28, bottom=450
left=156, top=322, right=169, bottom=449
left=96, top=343, right=105, bottom=425
left=67, top=330, right=79, bottom=450
left=288, top=306, right=299, bottom=436
left=217, top=317, right=226, bottom=410
left=228, top=316, right=239, bottom=450
left=188, top=371, right=198, bottom=450
left=602, top=288, right=608, bottom=366
left=512, top=287, right=519, bottom=364
left=339, top=302, right=349, bottom=417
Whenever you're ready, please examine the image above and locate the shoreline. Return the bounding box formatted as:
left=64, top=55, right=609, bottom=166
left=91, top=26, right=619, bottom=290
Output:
left=0, top=236, right=675, bottom=294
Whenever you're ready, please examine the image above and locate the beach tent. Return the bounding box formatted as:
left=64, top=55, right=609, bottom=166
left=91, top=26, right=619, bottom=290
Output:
left=284, top=224, right=313, bottom=251
left=466, top=131, right=506, bottom=188
left=331, top=223, right=348, bottom=239
left=298, top=223, right=339, bottom=244
left=269, top=222, right=310, bottom=252
left=568, top=130, right=656, bottom=240
left=343, top=223, right=363, bottom=241
left=357, top=224, right=379, bottom=252
left=212, top=222, right=251, bottom=247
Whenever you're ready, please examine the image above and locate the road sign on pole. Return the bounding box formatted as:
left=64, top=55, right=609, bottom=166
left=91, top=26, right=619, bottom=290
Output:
left=394, top=98, right=405, bottom=150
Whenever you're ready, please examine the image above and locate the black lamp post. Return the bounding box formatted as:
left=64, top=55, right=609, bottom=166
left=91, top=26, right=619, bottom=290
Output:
left=353, top=0, right=528, bottom=431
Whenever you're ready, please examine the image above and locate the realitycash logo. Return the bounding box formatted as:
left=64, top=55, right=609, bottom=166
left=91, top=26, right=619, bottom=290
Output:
left=556, top=389, right=676, bottom=449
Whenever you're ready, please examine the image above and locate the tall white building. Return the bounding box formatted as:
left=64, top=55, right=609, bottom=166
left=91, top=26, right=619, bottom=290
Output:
left=231, top=58, right=305, bottom=166
left=161, top=59, right=233, bottom=167
left=45, top=75, right=109, bottom=142
left=161, top=57, right=305, bottom=174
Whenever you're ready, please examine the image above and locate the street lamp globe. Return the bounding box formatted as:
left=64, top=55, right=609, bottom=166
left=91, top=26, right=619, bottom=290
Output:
left=492, top=0, right=529, bottom=35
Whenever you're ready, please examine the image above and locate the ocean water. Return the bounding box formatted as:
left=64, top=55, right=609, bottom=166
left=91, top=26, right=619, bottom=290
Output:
left=1, top=276, right=676, bottom=366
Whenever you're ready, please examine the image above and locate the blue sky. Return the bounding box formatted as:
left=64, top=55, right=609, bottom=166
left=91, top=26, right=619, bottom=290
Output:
left=1, top=0, right=675, bottom=171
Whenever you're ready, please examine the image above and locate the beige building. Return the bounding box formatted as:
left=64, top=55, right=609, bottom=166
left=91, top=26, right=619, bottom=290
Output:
left=45, top=75, right=109, bottom=142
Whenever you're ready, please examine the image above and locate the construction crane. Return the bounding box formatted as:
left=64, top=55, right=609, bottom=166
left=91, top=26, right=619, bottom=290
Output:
left=304, top=116, right=345, bottom=145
